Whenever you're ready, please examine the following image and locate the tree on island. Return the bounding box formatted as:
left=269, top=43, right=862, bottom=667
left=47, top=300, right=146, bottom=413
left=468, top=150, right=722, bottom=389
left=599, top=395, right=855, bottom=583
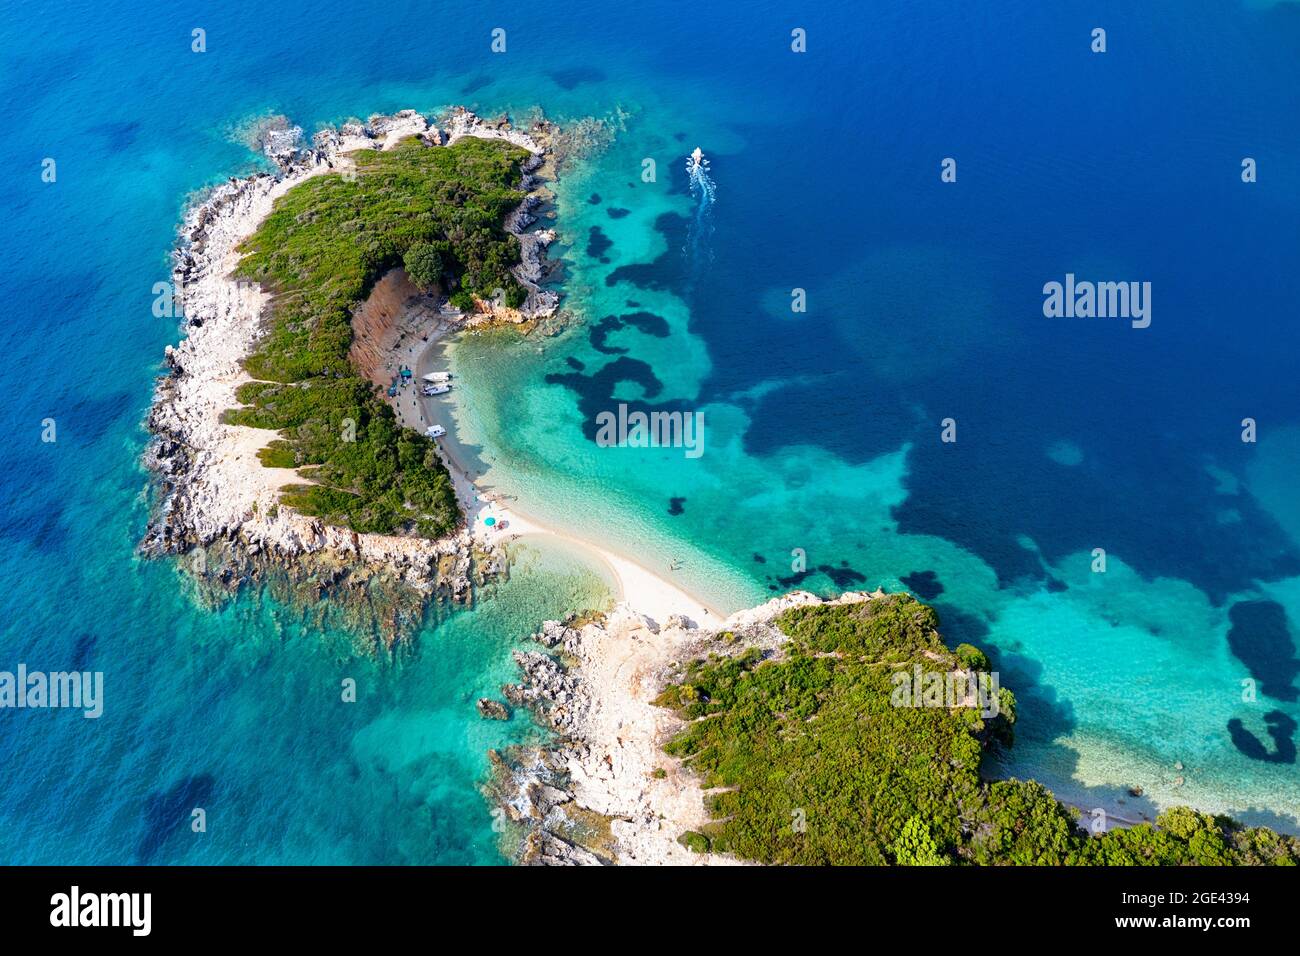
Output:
left=404, top=241, right=443, bottom=290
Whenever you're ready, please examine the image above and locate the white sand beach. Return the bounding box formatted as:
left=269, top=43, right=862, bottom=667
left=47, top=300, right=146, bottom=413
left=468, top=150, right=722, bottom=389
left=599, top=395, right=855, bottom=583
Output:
left=151, top=103, right=720, bottom=635
left=386, top=325, right=726, bottom=630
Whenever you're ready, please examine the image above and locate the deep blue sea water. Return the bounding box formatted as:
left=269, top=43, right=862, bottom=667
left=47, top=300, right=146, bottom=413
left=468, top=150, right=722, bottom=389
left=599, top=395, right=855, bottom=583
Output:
left=1, top=0, right=1298, bottom=862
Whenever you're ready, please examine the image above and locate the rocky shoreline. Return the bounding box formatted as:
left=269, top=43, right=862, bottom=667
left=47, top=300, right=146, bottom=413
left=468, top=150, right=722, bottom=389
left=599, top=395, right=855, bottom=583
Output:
left=485, top=591, right=873, bottom=865
left=140, top=108, right=561, bottom=648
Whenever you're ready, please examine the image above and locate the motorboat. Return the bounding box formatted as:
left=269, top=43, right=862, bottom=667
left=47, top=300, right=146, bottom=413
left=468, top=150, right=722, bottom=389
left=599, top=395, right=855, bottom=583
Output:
left=687, top=146, right=708, bottom=175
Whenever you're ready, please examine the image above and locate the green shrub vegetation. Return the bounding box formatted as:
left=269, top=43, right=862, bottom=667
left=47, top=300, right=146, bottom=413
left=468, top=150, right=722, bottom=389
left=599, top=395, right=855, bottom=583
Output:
left=403, top=241, right=443, bottom=290
left=229, top=136, right=530, bottom=535
left=658, top=594, right=1300, bottom=866
left=678, top=831, right=710, bottom=854
left=891, top=815, right=951, bottom=866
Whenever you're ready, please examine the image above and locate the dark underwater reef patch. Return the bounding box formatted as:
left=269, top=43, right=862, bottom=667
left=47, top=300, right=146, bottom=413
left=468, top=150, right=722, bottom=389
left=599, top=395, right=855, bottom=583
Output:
left=138, top=774, right=215, bottom=863
left=62, top=388, right=137, bottom=445
left=901, top=569, right=944, bottom=600
left=587, top=311, right=671, bottom=355
left=769, top=563, right=868, bottom=592
left=70, top=632, right=98, bottom=672
left=1229, top=711, right=1297, bottom=765
left=0, top=451, right=69, bottom=553
left=0, top=494, right=68, bottom=553
left=604, top=211, right=690, bottom=291
left=549, top=66, right=605, bottom=90
left=586, top=224, right=612, bottom=262
left=547, top=356, right=724, bottom=445
left=88, top=119, right=141, bottom=152
left=1226, top=599, right=1299, bottom=703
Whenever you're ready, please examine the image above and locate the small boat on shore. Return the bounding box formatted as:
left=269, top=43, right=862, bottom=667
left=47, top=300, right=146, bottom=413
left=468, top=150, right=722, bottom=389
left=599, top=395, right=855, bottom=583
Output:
left=425, top=425, right=446, bottom=438
left=422, top=384, right=451, bottom=396
left=422, top=371, right=451, bottom=382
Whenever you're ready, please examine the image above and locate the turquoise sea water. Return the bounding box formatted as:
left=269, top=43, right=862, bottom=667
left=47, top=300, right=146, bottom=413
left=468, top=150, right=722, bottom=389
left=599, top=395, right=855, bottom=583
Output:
left=2, top=0, right=1299, bottom=862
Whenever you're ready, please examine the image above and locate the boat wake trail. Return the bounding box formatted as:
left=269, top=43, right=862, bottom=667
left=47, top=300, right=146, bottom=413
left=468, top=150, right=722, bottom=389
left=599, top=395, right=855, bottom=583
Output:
left=684, top=147, right=716, bottom=275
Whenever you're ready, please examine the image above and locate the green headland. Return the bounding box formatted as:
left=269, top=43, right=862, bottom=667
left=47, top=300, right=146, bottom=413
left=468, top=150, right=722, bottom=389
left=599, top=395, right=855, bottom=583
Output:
left=224, top=136, right=530, bottom=537
left=658, top=595, right=1300, bottom=865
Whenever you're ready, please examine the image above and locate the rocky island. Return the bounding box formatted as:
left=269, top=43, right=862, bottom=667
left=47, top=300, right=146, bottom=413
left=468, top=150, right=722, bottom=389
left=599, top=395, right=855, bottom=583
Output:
left=142, top=108, right=561, bottom=646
